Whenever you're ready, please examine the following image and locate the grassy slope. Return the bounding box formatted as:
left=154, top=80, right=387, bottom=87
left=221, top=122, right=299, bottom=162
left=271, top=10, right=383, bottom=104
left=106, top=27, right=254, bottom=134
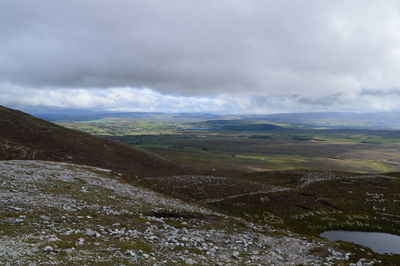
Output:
left=133, top=170, right=400, bottom=263
left=135, top=170, right=400, bottom=234
left=0, top=106, right=187, bottom=177
left=221, top=171, right=400, bottom=235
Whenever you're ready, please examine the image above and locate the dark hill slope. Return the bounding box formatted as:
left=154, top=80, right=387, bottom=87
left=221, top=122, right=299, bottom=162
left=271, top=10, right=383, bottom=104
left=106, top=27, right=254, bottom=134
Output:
left=0, top=106, right=182, bottom=177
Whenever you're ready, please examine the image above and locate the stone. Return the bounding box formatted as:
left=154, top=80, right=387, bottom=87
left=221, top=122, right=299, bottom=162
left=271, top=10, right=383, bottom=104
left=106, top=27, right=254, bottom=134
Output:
left=125, top=250, right=136, bottom=256
left=85, top=228, right=100, bottom=237
left=185, top=258, right=196, bottom=265
left=40, top=215, right=51, bottom=221
left=43, top=246, right=53, bottom=252
left=64, top=230, right=74, bottom=236
left=232, top=251, right=240, bottom=259
left=76, top=238, right=85, bottom=246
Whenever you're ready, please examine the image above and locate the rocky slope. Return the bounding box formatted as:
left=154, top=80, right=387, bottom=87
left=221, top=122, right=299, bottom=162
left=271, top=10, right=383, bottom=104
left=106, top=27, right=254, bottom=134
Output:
left=0, top=160, right=362, bottom=265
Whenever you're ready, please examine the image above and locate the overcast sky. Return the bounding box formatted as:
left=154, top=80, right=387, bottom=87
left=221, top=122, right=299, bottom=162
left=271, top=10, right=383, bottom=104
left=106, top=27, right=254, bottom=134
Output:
left=1, top=0, right=400, bottom=114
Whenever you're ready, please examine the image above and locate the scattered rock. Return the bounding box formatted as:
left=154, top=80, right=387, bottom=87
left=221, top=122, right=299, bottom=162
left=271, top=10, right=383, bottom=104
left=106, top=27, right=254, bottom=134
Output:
left=0, top=160, right=351, bottom=265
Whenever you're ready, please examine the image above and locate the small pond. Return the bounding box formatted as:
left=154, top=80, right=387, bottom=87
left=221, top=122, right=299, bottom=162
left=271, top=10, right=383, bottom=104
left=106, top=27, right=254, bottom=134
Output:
left=321, top=230, right=400, bottom=255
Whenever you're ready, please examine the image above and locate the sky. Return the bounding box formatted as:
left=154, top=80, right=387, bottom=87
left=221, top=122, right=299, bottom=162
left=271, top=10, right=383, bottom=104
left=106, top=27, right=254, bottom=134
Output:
left=1, top=0, right=400, bottom=114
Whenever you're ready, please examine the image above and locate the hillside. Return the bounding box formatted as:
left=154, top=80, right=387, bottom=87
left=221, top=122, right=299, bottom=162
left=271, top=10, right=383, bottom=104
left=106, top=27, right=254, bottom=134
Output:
left=135, top=170, right=400, bottom=236
left=134, top=171, right=400, bottom=264
left=0, top=106, right=183, bottom=177
left=0, top=106, right=399, bottom=264
left=0, top=160, right=367, bottom=264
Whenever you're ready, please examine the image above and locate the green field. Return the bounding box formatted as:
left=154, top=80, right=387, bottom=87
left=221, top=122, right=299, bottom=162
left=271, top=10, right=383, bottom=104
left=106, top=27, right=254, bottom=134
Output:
left=59, top=118, right=400, bottom=175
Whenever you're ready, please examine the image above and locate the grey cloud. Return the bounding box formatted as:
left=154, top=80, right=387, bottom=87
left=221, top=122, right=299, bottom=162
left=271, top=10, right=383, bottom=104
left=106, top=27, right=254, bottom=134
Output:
left=360, top=88, right=400, bottom=96
left=296, top=93, right=348, bottom=108
left=250, top=93, right=350, bottom=113
left=1, top=0, right=400, bottom=112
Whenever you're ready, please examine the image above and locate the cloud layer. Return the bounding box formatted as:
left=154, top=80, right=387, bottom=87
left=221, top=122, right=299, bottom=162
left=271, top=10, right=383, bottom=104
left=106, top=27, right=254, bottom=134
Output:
left=1, top=0, right=400, bottom=112
left=3, top=84, right=400, bottom=114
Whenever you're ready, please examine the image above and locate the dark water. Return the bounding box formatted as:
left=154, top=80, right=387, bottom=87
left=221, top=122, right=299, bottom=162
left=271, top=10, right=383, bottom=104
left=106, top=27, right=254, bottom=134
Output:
left=321, top=230, right=400, bottom=255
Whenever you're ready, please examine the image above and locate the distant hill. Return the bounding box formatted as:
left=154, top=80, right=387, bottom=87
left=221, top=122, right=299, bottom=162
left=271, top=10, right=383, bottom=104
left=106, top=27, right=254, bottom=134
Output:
left=198, top=120, right=287, bottom=131
left=240, top=112, right=400, bottom=129
left=0, top=106, right=183, bottom=177
left=33, top=110, right=400, bottom=129
left=33, top=111, right=224, bottom=122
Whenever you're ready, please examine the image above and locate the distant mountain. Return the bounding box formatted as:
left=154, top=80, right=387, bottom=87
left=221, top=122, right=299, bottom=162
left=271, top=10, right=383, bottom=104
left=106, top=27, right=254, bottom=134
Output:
left=239, top=112, right=400, bottom=129
left=33, top=111, right=224, bottom=122
left=0, top=106, right=182, bottom=177
left=33, top=110, right=400, bottom=129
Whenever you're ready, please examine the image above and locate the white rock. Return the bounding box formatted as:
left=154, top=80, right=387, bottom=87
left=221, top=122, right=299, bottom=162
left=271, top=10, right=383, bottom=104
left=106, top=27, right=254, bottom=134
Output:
left=85, top=228, right=98, bottom=237
left=10, top=206, right=23, bottom=211
left=64, top=230, right=74, bottom=236
left=232, top=251, right=240, bottom=259
left=185, top=258, right=196, bottom=265
left=125, top=250, right=136, bottom=256
left=40, top=215, right=51, bottom=221
left=76, top=238, right=85, bottom=246
left=66, top=248, right=74, bottom=253
left=43, top=246, right=53, bottom=252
